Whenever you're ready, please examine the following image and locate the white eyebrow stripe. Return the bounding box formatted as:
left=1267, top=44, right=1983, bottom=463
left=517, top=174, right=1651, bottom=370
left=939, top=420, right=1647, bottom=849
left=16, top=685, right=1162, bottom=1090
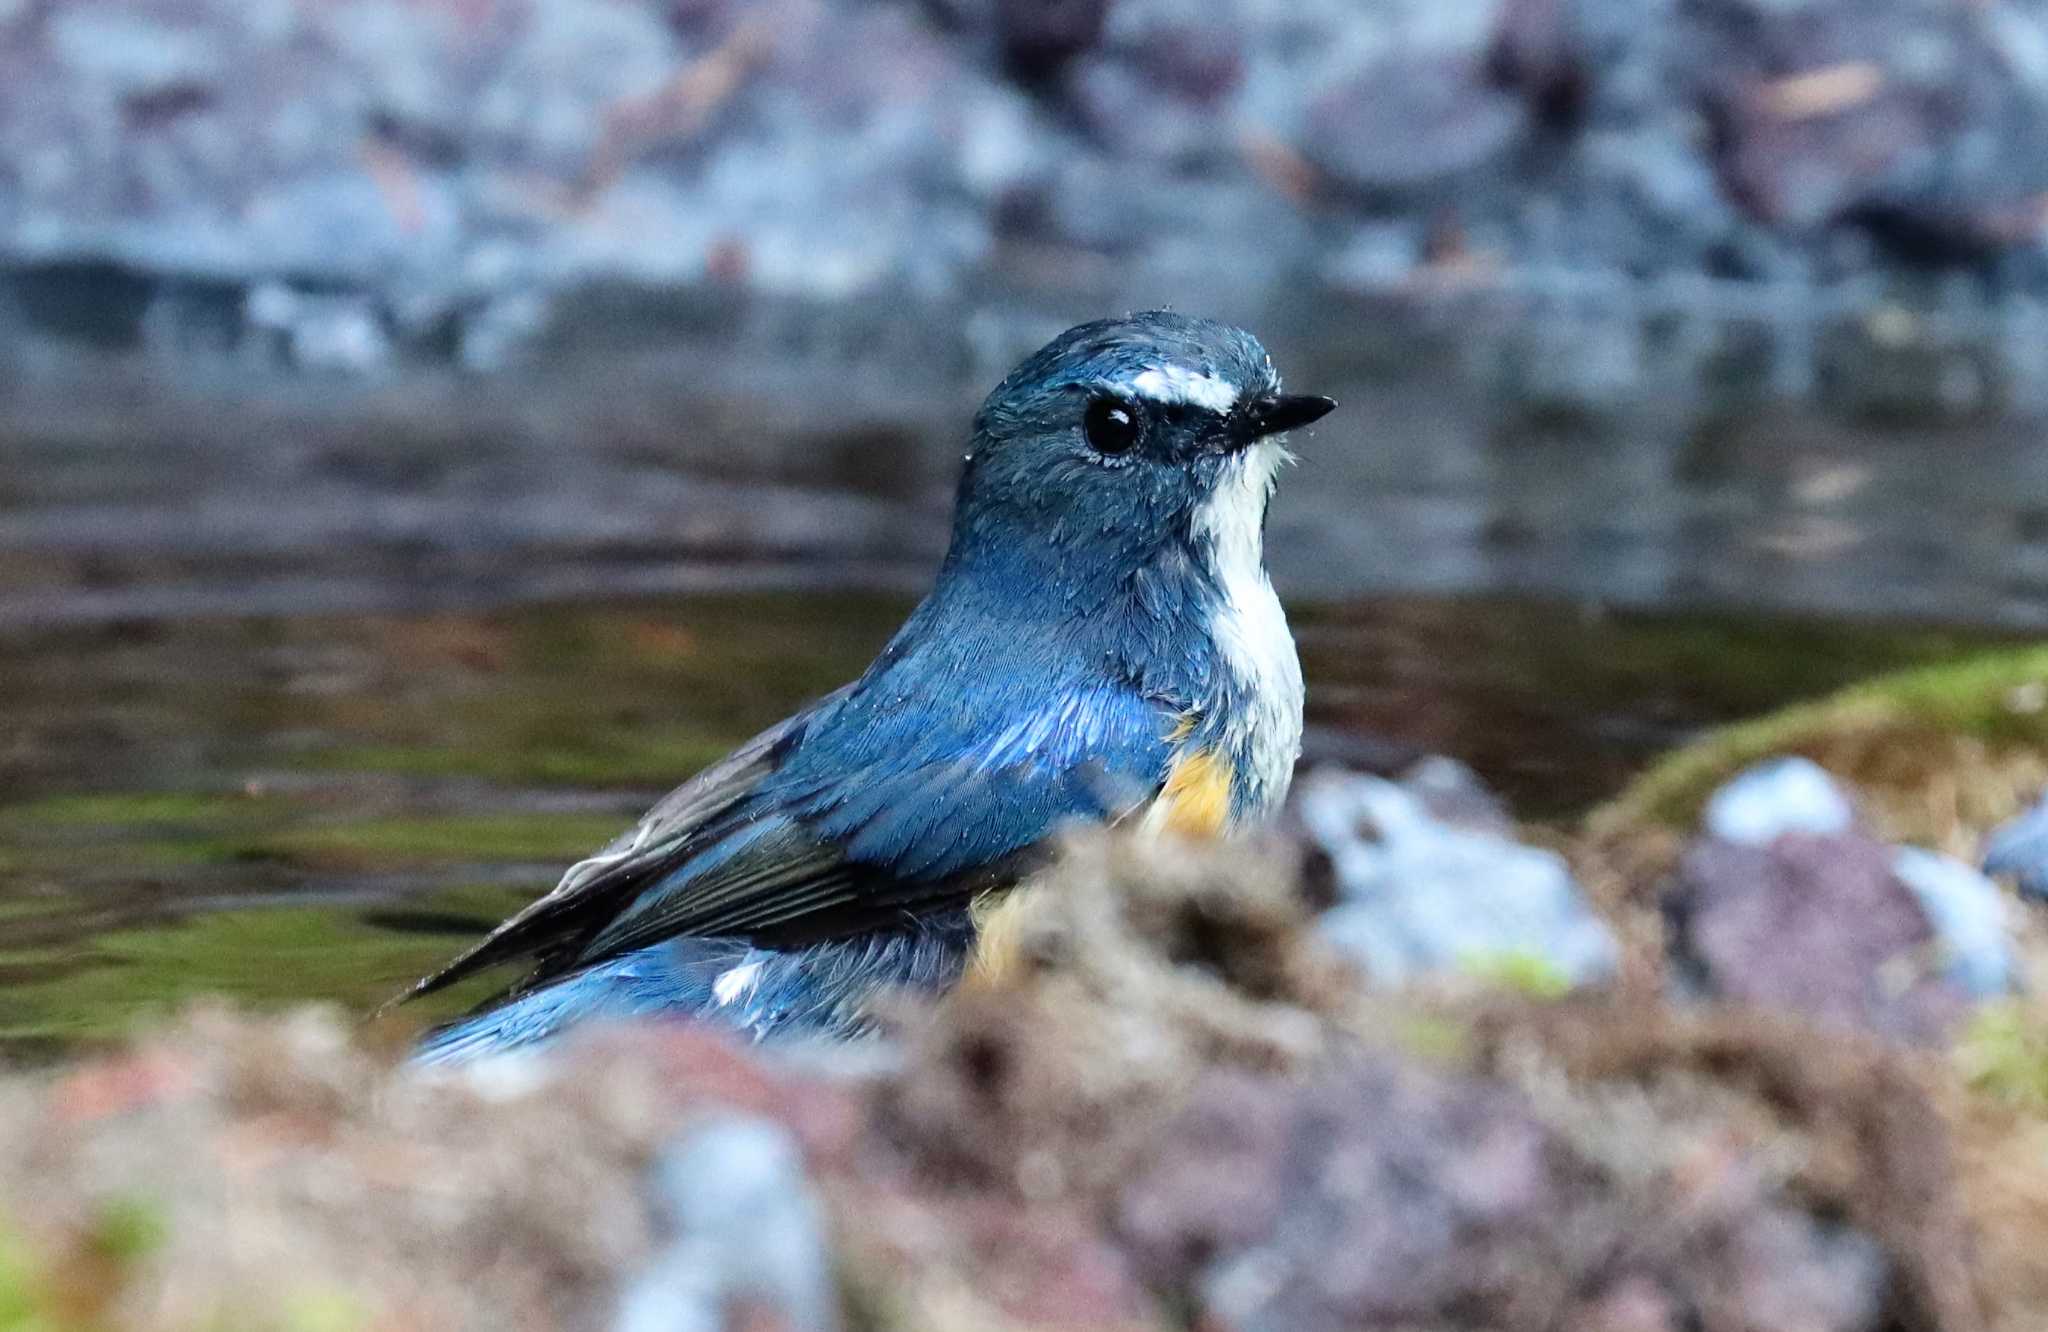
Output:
left=1123, top=364, right=1240, bottom=413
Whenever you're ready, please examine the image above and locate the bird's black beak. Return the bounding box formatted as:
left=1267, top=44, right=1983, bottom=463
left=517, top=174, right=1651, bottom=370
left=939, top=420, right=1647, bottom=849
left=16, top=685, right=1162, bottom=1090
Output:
left=1239, top=393, right=1338, bottom=442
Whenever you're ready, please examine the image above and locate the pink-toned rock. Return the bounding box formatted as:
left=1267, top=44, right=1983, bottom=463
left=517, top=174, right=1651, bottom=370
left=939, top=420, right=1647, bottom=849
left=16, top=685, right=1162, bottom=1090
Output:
left=1666, top=831, right=1968, bottom=1043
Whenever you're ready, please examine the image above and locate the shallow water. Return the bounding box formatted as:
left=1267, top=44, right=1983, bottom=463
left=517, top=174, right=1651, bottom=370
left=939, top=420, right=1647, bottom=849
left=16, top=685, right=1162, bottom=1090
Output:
left=0, top=592, right=2003, bottom=1055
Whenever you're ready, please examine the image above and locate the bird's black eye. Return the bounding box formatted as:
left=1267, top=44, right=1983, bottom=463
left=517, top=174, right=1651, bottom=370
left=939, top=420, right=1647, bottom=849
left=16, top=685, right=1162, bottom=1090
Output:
left=1083, top=396, right=1140, bottom=455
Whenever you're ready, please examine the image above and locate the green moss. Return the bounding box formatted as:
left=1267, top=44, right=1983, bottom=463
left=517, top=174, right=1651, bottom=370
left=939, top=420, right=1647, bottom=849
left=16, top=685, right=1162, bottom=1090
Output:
left=1593, top=645, right=2048, bottom=836
left=1381, top=1010, right=1473, bottom=1064
left=0, top=1200, right=165, bottom=1332
left=0, top=1203, right=362, bottom=1332
left=0, top=1220, right=56, bottom=1332
left=1461, top=949, right=1573, bottom=1000
left=1958, top=1001, right=2048, bottom=1113
left=276, top=1289, right=369, bottom=1332
left=85, top=1198, right=167, bottom=1266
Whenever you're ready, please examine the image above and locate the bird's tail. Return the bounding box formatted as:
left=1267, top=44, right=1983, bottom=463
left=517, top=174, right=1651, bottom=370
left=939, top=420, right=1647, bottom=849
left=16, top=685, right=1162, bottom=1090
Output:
left=410, top=940, right=746, bottom=1065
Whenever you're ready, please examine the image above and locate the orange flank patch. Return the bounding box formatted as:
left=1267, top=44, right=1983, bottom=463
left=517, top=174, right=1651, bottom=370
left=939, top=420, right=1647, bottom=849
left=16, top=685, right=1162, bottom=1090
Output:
left=1153, top=746, right=1234, bottom=838
left=966, top=744, right=1236, bottom=987
left=965, top=888, right=1032, bottom=989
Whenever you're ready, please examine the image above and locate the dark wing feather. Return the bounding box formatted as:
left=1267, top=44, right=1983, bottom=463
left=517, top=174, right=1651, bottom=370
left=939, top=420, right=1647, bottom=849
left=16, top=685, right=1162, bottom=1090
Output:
left=579, top=818, right=862, bottom=955
left=398, top=663, right=1178, bottom=1008
left=396, top=688, right=846, bottom=1004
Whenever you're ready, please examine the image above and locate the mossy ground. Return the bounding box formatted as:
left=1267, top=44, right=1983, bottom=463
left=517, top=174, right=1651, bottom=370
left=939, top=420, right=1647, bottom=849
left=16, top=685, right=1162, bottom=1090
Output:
left=1589, top=645, right=2048, bottom=852
left=1572, top=645, right=2048, bottom=1332
left=1569, top=647, right=2048, bottom=989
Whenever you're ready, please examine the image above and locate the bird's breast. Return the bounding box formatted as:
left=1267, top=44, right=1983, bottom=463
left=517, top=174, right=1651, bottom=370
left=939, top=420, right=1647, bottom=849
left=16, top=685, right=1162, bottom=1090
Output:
left=1206, top=570, right=1304, bottom=817
left=1183, top=442, right=1306, bottom=822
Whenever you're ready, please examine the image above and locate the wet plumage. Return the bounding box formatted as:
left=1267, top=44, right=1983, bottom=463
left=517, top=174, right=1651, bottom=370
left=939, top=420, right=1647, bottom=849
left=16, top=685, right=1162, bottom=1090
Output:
left=407, top=312, right=1335, bottom=1061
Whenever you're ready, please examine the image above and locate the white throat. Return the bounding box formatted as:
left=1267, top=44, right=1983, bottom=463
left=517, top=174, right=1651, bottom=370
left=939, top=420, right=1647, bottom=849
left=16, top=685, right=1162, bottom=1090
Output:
left=1192, top=441, right=1304, bottom=819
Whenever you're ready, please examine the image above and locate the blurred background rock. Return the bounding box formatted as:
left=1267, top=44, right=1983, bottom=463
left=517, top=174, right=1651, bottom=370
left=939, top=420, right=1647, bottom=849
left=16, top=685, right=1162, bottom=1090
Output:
left=15, top=0, right=2048, bottom=367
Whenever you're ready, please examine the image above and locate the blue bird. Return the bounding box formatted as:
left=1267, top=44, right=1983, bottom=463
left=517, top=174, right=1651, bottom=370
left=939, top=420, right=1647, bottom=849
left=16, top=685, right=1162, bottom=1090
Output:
left=404, top=312, right=1336, bottom=1061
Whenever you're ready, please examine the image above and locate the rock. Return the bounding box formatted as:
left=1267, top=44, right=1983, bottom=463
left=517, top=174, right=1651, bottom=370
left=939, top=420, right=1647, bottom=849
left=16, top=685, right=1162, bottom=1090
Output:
left=1062, top=6, right=1248, bottom=167
left=475, top=0, right=682, bottom=171
left=1701, top=756, right=1857, bottom=845
left=49, top=6, right=223, bottom=96
left=1673, top=1201, right=1890, bottom=1332
left=1302, top=51, right=1529, bottom=196
left=245, top=283, right=394, bottom=374
left=1295, top=766, right=1619, bottom=989
left=1117, top=1058, right=1589, bottom=1328
left=994, top=0, right=1110, bottom=76
left=1115, top=1054, right=1889, bottom=1332
left=1891, top=846, right=2013, bottom=999
left=1689, top=760, right=2015, bottom=1005
left=1666, top=831, right=1968, bottom=1042
left=12, top=0, right=2048, bottom=387
left=1398, top=753, right=1515, bottom=833
left=1678, top=0, right=2048, bottom=255
left=615, top=1115, right=841, bottom=1332
left=1982, top=792, right=2048, bottom=901
left=1487, top=0, right=1590, bottom=127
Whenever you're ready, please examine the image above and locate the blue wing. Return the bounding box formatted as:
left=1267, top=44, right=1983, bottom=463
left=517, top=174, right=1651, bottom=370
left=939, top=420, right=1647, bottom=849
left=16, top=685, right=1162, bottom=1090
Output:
left=404, top=643, right=1174, bottom=1003
left=579, top=669, right=1172, bottom=956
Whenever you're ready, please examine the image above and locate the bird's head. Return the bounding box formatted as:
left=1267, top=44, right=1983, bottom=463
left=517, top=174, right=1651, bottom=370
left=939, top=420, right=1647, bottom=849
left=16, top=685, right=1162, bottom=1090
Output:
left=946, top=312, right=1336, bottom=589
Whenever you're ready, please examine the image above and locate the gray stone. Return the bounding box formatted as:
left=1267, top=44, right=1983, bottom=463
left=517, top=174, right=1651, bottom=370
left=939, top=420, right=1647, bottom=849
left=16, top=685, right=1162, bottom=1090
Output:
left=614, top=1115, right=841, bottom=1332
left=50, top=7, right=223, bottom=95
left=12, top=0, right=2048, bottom=384
left=1982, top=793, right=2048, bottom=901
left=1696, top=762, right=2013, bottom=1004
left=1398, top=754, right=1515, bottom=833
left=1296, top=766, right=1619, bottom=989
left=1702, top=757, right=1856, bottom=846
left=1891, top=846, right=2013, bottom=999
left=1303, top=52, right=1529, bottom=195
